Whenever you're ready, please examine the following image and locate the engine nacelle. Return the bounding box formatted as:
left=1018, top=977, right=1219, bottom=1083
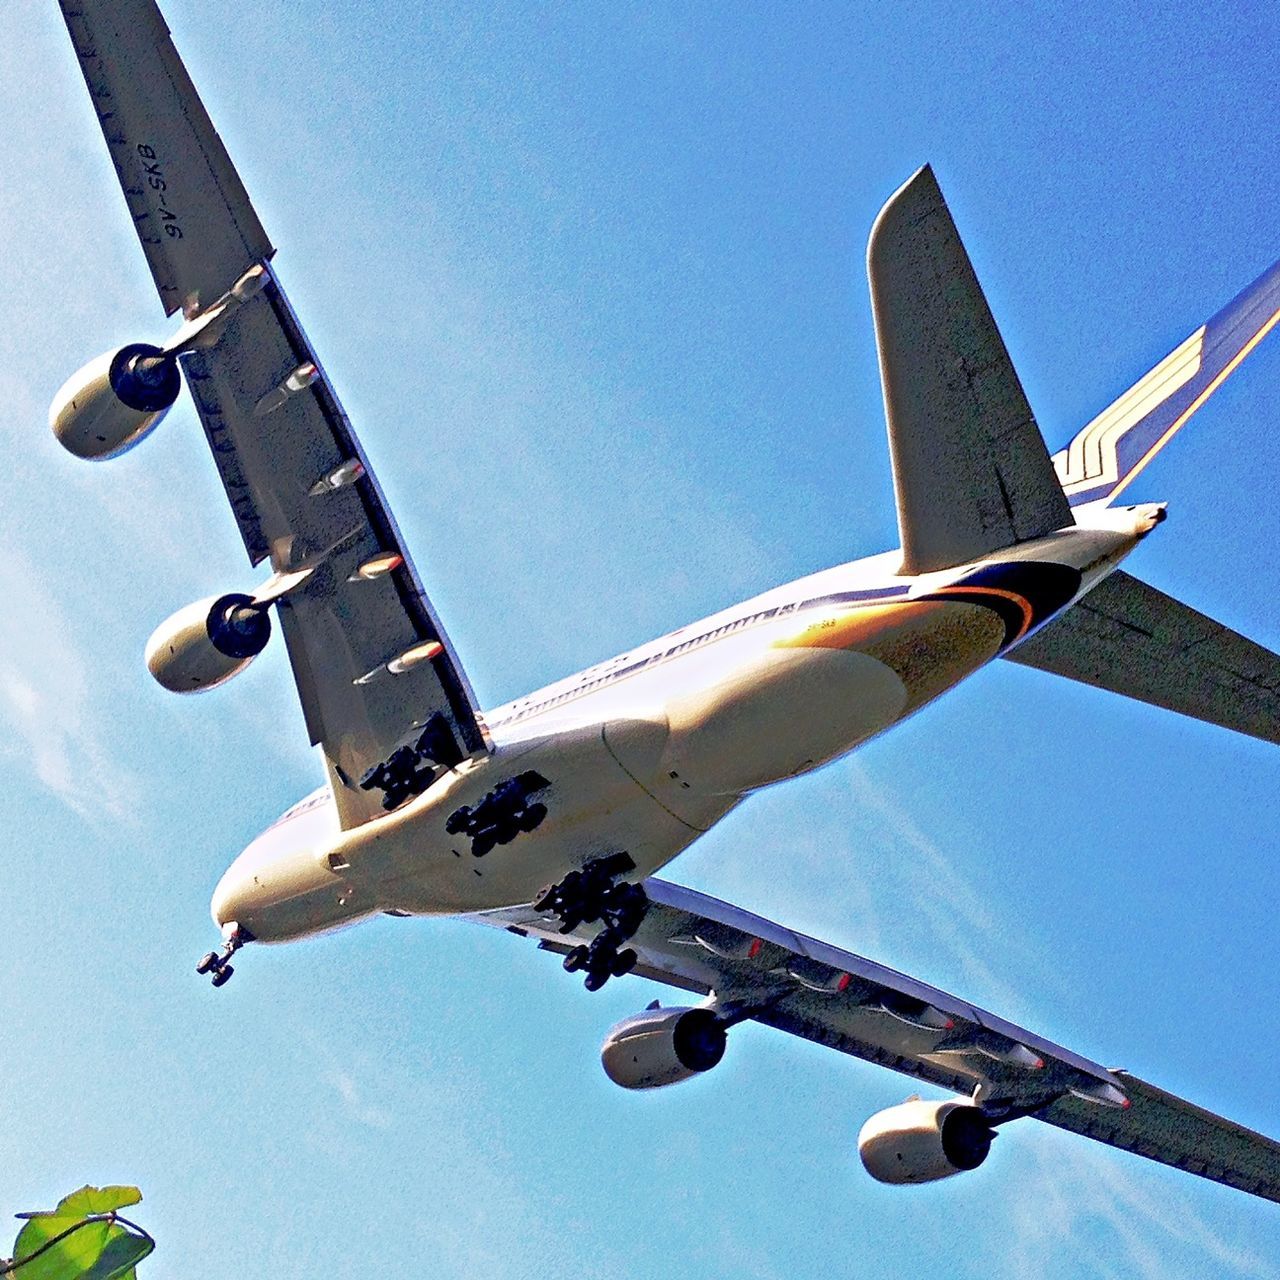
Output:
left=50, top=343, right=181, bottom=459
left=145, top=594, right=272, bottom=694
left=601, top=1007, right=727, bottom=1090
left=858, top=1099, right=993, bottom=1185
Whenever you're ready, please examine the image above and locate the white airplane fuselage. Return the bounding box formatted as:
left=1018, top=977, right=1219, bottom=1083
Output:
left=211, top=505, right=1162, bottom=944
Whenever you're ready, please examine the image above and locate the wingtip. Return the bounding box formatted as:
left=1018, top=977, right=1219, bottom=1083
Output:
left=867, top=164, right=944, bottom=270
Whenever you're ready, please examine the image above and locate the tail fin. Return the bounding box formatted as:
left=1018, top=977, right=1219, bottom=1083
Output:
left=1006, top=569, right=1280, bottom=745
left=1053, top=258, right=1280, bottom=507
left=868, top=167, right=1073, bottom=576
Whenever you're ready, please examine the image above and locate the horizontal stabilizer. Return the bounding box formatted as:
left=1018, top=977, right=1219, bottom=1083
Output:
left=868, top=167, right=1073, bottom=575
left=1005, top=570, right=1280, bottom=745
left=58, top=0, right=273, bottom=317
left=1053, top=256, right=1280, bottom=506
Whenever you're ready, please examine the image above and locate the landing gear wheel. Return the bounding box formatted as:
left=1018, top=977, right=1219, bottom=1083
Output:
left=584, top=971, right=609, bottom=993
left=563, top=945, right=589, bottom=973
left=557, top=912, right=584, bottom=935
left=210, top=965, right=234, bottom=987
left=196, top=952, right=220, bottom=975
left=471, top=830, right=498, bottom=858
left=611, top=948, right=638, bottom=978
left=518, top=803, right=547, bottom=833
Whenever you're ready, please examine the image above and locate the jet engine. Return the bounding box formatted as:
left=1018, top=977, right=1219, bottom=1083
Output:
left=857, top=1099, right=994, bottom=1185
left=145, top=593, right=272, bottom=693
left=601, top=1006, right=727, bottom=1089
left=50, top=343, right=181, bottom=459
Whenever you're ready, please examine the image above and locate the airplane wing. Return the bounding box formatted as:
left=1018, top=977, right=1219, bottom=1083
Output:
left=58, top=0, right=490, bottom=825
left=57, top=1, right=272, bottom=318
left=1006, top=568, right=1280, bottom=746
left=473, top=879, right=1280, bottom=1204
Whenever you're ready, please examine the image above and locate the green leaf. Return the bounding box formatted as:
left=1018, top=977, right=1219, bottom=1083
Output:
left=9, top=1187, right=148, bottom=1279
left=77, top=1232, right=153, bottom=1280
left=12, top=1218, right=110, bottom=1280
left=48, top=1190, right=141, bottom=1220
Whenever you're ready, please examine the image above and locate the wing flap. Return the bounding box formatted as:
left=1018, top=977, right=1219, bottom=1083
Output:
left=1005, top=569, right=1280, bottom=745
left=868, top=167, right=1073, bottom=575
left=58, top=0, right=273, bottom=317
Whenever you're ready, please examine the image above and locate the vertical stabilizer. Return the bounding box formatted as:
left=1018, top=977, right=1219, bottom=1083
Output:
left=1052, top=257, right=1280, bottom=507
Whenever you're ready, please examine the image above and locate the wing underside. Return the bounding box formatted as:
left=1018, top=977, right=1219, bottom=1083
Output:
left=475, top=879, right=1280, bottom=1205
left=57, top=0, right=273, bottom=317
left=58, top=0, right=490, bottom=825
left=1006, top=569, right=1280, bottom=745
left=180, top=273, right=490, bottom=811
left=867, top=166, right=1073, bottom=575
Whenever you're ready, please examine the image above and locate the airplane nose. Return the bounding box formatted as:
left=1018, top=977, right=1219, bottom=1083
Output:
left=210, top=862, right=250, bottom=929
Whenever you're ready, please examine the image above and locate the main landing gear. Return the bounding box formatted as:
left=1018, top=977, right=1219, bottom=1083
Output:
left=446, top=771, right=550, bottom=857
left=196, top=925, right=252, bottom=988
left=360, top=712, right=465, bottom=812
left=534, top=853, right=650, bottom=992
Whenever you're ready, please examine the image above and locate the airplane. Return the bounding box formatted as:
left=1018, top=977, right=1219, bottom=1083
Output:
left=51, top=0, right=1280, bottom=1204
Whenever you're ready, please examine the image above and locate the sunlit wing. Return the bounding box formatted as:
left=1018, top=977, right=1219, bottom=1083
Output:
left=475, top=879, right=1280, bottom=1204
left=180, top=278, right=491, bottom=822
left=58, top=0, right=490, bottom=825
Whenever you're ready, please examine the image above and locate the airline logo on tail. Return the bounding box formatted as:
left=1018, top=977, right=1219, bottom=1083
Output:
left=1053, top=326, right=1204, bottom=499
left=1051, top=258, right=1280, bottom=509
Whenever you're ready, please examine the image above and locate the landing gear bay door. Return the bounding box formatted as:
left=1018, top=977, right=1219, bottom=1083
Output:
left=57, top=0, right=492, bottom=827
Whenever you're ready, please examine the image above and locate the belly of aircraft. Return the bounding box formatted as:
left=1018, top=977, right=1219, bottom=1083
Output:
left=641, top=598, right=1007, bottom=795
left=226, top=598, right=1005, bottom=939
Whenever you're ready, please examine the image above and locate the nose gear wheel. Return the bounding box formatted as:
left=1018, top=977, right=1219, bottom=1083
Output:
left=196, top=925, right=253, bottom=988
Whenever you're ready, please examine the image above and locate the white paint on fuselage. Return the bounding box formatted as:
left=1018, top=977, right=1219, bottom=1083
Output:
left=211, top=507, right=1161, bottom=944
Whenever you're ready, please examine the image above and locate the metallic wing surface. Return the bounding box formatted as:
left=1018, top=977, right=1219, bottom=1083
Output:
left=868, top=166, right=1074, bottom=576
left=58, top=0, right=490, bottom=825
left=56, top=0, right=272, bottom=318
left=475, top=880, right=1280, bottom=1205
left=1006, top=568, right=1280, bottom=745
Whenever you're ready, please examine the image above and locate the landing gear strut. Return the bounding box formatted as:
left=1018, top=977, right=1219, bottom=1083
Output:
left=196, top=924, right=252, bottom=988
left=535, top=853, right=649, bottom=992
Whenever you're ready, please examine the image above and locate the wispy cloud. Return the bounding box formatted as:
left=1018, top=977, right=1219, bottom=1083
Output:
left=0, top=542, right=141, bottom=824
left=842, top=758, right=1055, bottom=1018
left=1007, top=1136, right=1272, bottom=1280
left=325, top=1067, right=393, bottom=1131
left=836, top=758, right=1268, bottom=1279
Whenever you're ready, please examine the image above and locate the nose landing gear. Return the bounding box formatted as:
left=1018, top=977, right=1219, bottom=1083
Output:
left=196, top=924, right=253, bottom=988
left=536, top=853, right=649, bottom=992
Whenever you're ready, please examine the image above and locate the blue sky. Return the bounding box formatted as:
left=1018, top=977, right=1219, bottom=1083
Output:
left=4, top=1, right=1280, bottom=1275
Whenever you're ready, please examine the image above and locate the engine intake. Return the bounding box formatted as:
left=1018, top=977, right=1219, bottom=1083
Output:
left=50, top=343, right=181, bottom=459
left=146, top=593, right=272, bottom=694
left=601, top=1006, right=727, bottom=1090
left=857, top=1099, right=994, bottom=1185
